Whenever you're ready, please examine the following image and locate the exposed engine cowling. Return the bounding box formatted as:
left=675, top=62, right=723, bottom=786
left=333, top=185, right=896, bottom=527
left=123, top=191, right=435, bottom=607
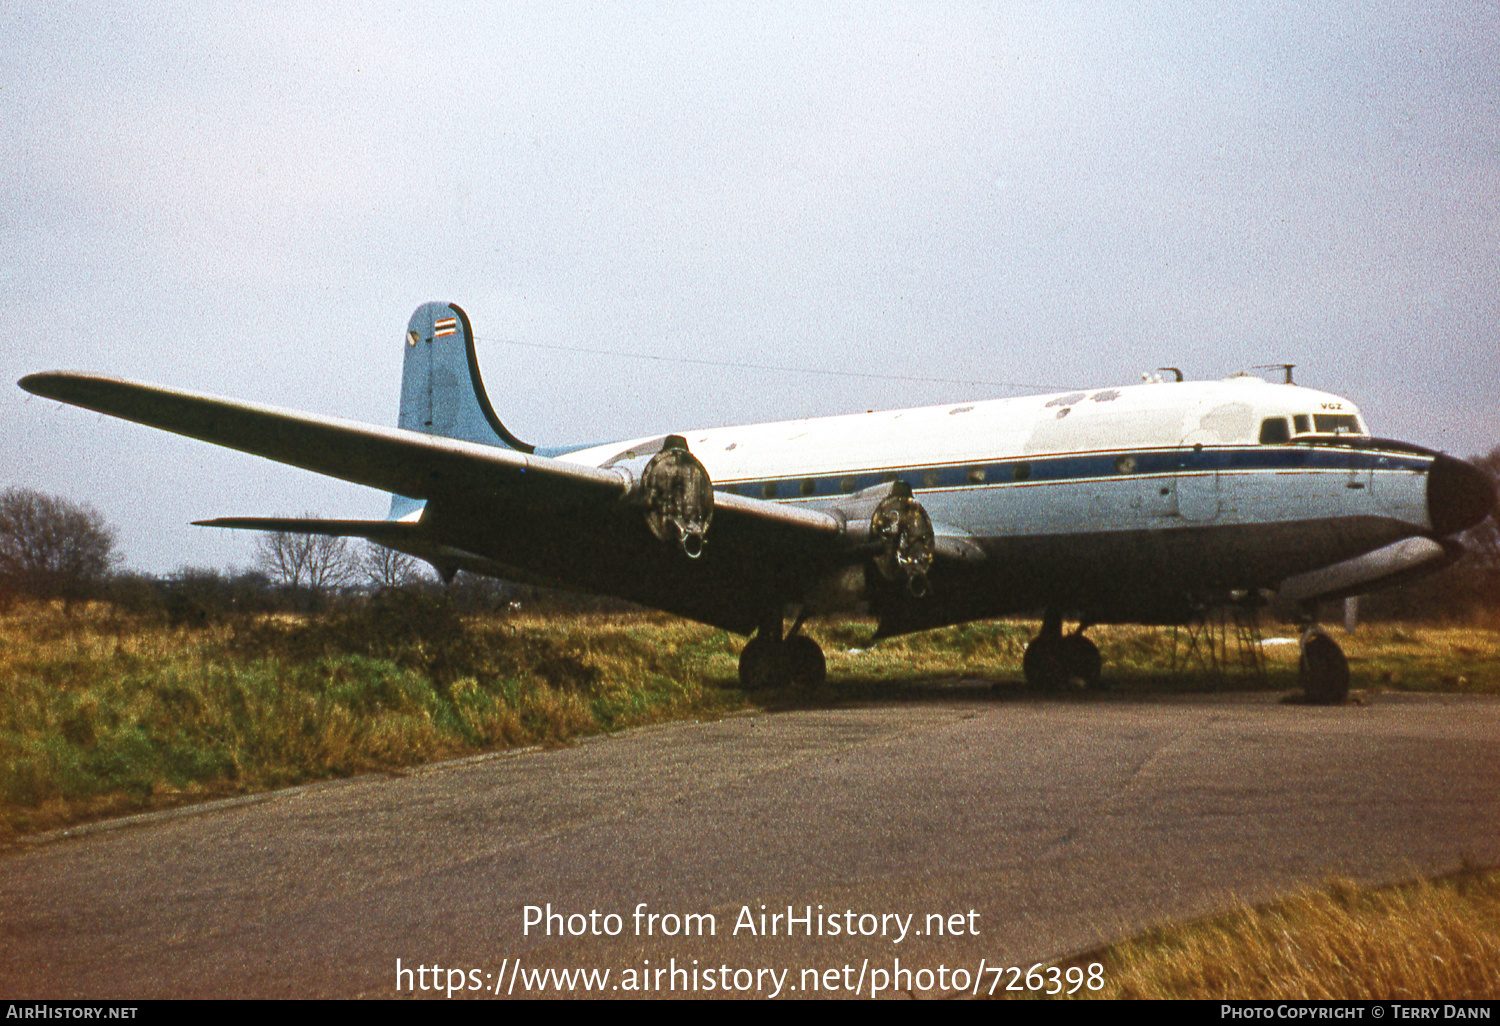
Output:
left=640, top=435, right=714, bottom=558
left=870, top=486, right=935, bottom=597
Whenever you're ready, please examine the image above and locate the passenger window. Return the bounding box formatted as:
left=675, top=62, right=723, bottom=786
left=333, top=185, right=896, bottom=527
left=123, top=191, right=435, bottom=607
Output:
left=967, top=467, right=987, bottom=484
left=799, top=478, right=816, bottom=496
left=839, top=476, right=857, bottom=493
left=761, top=482, right=778, bottom=499
left=1012, top=462, right=1032, bottom=482
left=1293, top=415, right=1310, bottom=434
left=922, top=469, right=940, bottom=488
left=1259, top=418, right=1290, bottom=444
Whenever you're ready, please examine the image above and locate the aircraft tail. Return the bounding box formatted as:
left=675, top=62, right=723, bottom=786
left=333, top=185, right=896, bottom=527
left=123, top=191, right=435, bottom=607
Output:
left=399, top=302, right=533, bottom=451
left=390, top=302, right=534, bottom=520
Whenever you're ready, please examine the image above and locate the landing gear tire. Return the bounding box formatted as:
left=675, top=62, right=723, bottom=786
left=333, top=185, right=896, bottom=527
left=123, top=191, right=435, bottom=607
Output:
left=1300, top=628, right=1350, bottom=705
left=738, top=634, right=785, bottom=691
left=784, top=635, right=827, bottom=688
left=738, top=633, right=827, bottom=690
left=1060, top=634, right=1103, bottom=689
left=1023, top=634, right=1066, bottom=689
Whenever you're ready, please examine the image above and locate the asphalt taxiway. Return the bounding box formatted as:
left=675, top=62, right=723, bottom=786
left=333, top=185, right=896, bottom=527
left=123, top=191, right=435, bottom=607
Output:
left=3, top=686, right=1497, bottom=998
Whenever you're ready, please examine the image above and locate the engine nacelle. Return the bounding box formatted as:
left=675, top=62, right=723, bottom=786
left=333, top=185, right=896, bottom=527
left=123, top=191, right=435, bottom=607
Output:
left=870, top=486, right=935, bottom=597
left=817, top=480, right=939, bottom=600
left=640, top=435, right=714, bottom=558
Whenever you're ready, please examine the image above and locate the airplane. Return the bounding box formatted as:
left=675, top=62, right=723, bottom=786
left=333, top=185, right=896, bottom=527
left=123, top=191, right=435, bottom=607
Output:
left=19, top=301, right=1496, bottom=703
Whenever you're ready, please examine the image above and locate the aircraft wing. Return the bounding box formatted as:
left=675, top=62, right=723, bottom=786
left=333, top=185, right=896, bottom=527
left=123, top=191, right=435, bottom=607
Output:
left=21, top=372, right=850, bottom=523
left=19, top=372, right=865, bottom=630
left=20, top=372, right=625, bottom=507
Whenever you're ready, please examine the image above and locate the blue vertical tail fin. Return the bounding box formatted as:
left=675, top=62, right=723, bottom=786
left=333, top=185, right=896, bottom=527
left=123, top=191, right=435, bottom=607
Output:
left=389, top=302, right=533, bottom=520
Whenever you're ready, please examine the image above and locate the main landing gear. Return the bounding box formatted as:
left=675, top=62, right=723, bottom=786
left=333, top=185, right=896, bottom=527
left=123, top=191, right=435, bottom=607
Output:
left=1298, top=625, right=1350, bottom=704
left=1022, top=610, right=1103, bottom=689
left=738, top=612, right=827, bottom=690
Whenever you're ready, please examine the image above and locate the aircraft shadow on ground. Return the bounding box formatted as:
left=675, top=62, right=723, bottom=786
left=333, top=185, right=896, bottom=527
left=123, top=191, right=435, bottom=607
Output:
left=726, top=667, right=1312, bottom=713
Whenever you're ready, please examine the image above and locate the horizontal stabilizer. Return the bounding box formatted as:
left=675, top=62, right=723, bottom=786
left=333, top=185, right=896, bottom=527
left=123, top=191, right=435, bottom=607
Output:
left=195, top=516, right=529, bottom=585
left=192, top=517, right=422, bottom=544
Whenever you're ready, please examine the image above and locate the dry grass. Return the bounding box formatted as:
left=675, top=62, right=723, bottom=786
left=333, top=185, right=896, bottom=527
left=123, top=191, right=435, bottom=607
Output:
left=0, top=600, right=745, bottom=839
left=1035, top=866, right=1500, bottom=1000
left=1330, top=624, right=1500, bottom=695
left=2, top=603, right=1497, bottom=841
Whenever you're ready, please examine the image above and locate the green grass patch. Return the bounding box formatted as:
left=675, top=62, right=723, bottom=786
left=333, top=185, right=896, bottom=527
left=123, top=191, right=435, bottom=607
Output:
left=2, top=601, right=1497, bottom=839
left=1336, top=624, right=1500, bottom=694
left=0, top=597, right=745, bottom=839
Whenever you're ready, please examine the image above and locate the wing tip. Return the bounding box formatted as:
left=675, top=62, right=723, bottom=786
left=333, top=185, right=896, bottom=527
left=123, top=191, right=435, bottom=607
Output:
left=18, top=371, right=61, bottom=396
left=18, top=371, right=112, bottom=401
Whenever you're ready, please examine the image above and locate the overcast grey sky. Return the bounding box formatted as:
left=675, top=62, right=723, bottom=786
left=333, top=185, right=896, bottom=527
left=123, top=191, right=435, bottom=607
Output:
left=4, top=2, right=1497, bottom=575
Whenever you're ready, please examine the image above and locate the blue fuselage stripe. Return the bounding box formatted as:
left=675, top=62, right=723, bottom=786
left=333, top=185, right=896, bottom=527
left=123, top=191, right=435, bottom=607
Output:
left=715, top=446, right=1430, bottom=501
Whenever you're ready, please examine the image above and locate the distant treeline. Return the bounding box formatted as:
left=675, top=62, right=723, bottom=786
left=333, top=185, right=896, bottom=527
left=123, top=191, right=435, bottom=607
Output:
left=98, top=569, right=644, bottom=624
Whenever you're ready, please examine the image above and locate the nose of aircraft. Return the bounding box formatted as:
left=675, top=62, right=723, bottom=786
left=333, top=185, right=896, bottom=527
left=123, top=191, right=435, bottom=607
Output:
left=1427, top=454, right=1497, bottom=536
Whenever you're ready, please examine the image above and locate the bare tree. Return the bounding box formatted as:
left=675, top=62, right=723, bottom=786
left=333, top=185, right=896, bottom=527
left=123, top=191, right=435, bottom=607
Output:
left=254, top=517, right=358, bottom=607
left=360, top=541, right=425, bottom=590
left=0, top=487, right=119, bottom=609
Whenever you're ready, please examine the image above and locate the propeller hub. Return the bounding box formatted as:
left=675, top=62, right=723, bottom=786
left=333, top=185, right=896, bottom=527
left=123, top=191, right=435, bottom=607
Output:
left=1427, top=454, right=1496, bottom=536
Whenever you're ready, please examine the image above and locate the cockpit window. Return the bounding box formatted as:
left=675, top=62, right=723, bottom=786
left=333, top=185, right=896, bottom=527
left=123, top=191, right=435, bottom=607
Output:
left=1289, top=413, right=1365, bottom=438
left=1258, top=417, right=1290, bottom=444
left=1312, top=414, right=1363, bottom=436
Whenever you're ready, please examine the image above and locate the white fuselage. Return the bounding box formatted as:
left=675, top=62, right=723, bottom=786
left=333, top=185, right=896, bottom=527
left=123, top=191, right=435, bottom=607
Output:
left=563, top=375, right=1430, bottom=545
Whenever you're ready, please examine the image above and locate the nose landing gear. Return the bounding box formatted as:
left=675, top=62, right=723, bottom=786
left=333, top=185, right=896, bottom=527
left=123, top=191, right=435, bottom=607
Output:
left=1298, top=626, right=1350, bottom=704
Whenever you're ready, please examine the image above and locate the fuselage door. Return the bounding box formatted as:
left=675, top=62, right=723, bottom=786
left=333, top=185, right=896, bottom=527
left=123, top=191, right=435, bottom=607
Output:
left=1176, top=432, right=1221, bottom=522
